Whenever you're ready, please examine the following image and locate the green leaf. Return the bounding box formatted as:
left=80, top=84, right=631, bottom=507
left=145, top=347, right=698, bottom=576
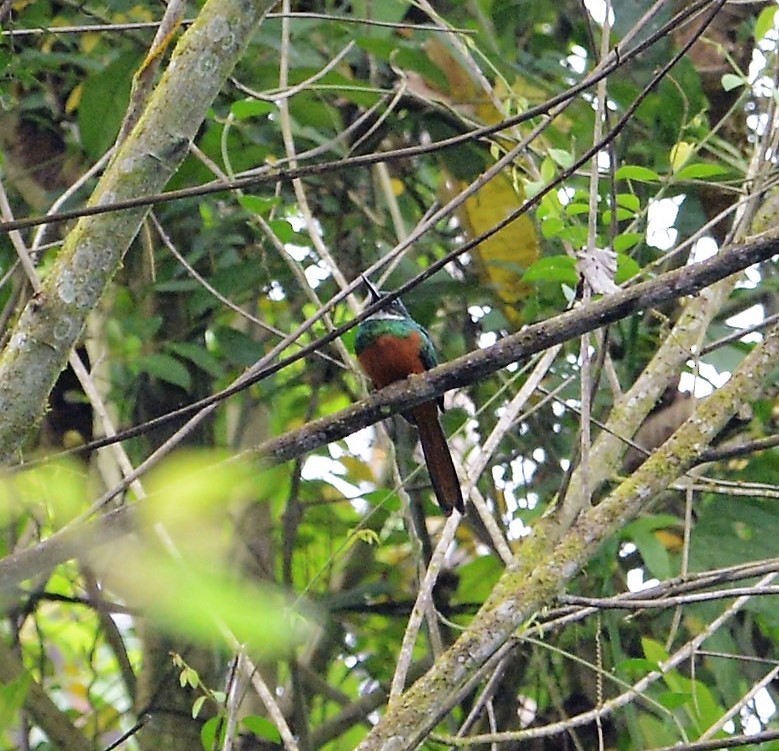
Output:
left=564, top=202, right=590, bottom=217
left=135, top=353, right=192, bottom=391
left=357, top=36, right=448, bottom=91
left=755, top=6, right=778, bottom=42
left=540, top=157, right=557, bottom=182
left=0, top=673, right=30, bottom=731
left=201, top=716, right=225, bottom=751
left=615, top=193, right=641, bottom=212
left=239, top=195, right=281, bottom=215
left=0, top=49, right=10, bottom=78
left=522, top=255, right=578, bottom=285
left=540, top=216, right=565, bottom=239
left=351, top=0, right=408, bottom=36
left=192, top=695, right=207, bottom=719
left=616, top=658, right=656, bottom=679
left=721, top=73, right=746, bottom=92
left=615, top=253, right=641, bottom=282
left=658, top=691, right=692, bottom=710
left=642, top=637, right=669, bottom=666
left=630, top=526, right=672, bottom=579
left=142, top=451, right=259, bottom=530
left=623, top=517, right=681, bottom=580
left=548, top=148, right=575, bottom=169
left=676, top=163, right=729, bottom=180
left=623, top=514, right=681, bottom=534
left=615, top=165, right=661, bottom=182
left=456, top=555, right=502, bottom=602
left=231, top=98, right=276, bottom=120
left=556, top=225, right=588, bottom=246
left=524, top=179, right=546, bottom=198
left=78, top=52, right=140, bottom=159
left=166, top=342, right=224, bottom=379
left=210, top=326, right=265, bottom=368
left=602, top=207, right=636, bottom=223
left=142, top=559, right=309, bottom=652
left=0, top=459, right=88, bottom=528
left=241, top=715, right=283, bottom=743
left=269, top=219, right=295, bottom=243
left=188, top=259, right=267, bottom=318
left=690, top=497, right=779, bottom=627
left=613, top=232, right=643, bottom=253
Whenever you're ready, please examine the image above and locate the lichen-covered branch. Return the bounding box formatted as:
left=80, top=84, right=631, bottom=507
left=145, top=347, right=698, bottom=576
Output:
left=557, top=277, right=732, bottom=526
left=0, top=0, right=276, bottom=464
left=354, top=320, right=779, bottom=751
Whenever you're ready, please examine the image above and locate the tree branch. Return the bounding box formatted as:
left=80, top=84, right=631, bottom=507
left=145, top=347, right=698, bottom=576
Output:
left=0, top=0, right=277, bottom=464
left=353, top=306, right=779, bottom=751
left=257, top=232, right=779, bottom=464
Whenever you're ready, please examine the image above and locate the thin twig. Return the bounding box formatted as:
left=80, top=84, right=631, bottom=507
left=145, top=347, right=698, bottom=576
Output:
left=0, top=0, right=722, bottom=236
left=389, top=512, right=460, bottom=700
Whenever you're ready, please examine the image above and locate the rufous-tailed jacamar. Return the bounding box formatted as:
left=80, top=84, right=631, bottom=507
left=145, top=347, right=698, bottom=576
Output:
left=354, top=279, right=465, bottom=516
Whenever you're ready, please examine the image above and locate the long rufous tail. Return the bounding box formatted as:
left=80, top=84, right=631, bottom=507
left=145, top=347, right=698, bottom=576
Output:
left=411, top=401, right=465, bottom=516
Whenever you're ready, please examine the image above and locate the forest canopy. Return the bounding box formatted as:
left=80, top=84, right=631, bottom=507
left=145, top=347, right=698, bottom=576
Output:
left=2, top=2, right=779, bottom=751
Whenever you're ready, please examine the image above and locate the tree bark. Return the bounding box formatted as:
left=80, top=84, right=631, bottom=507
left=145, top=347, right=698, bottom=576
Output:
left=355, top=318, right=779, bottom=751
left=0, top=0, right=277, bottom=465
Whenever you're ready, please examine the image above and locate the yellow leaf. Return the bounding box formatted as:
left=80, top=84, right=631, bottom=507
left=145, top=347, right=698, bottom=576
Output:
left=425, top=38, right=478, bottom=103
left=65, top=83, right=82, bottom=114
left=424, top=38, right=502, bottom=124
left=80, top=31, right=101, bottom=55
left=670, top=141, right=694, bottom=172
left=127, top=4, right=155, bottom=22
left=340, top=456, right=376, bottom=484
left=390, top=177, right=405, bottom=197
left=448, top=172, right=539, bottom=327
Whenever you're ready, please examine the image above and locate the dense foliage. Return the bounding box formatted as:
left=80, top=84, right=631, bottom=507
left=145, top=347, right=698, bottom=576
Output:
left=3, top=1, right=779, bottom=750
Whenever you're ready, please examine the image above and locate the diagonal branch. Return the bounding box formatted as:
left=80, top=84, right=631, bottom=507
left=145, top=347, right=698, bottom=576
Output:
left=257, top=232, right=779, bottom=464
left=0, top=0, right=277, bottom=464
left=353, top=300, right=779, bottom=751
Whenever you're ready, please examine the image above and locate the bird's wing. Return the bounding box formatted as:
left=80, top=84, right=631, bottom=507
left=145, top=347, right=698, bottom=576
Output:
left=417, top=325, right=444, bottom=411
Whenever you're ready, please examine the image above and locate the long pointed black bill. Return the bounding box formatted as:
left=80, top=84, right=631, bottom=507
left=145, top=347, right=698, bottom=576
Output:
left=361, top=274, right=382, bottom=304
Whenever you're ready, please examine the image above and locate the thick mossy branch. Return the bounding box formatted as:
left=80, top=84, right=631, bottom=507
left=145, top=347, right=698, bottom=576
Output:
left=354, top=320, right=779, bottom=751
left=0, top=0, right=276, bottom=464
left=558, top=277, right=733, bottom=525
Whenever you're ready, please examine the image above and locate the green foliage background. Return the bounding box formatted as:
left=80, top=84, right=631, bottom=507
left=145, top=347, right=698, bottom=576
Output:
left=2, top=1, right=779, bottom=750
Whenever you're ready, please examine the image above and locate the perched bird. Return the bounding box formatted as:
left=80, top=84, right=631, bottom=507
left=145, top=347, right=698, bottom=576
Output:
left=354, top=278, right=465, bottom=516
